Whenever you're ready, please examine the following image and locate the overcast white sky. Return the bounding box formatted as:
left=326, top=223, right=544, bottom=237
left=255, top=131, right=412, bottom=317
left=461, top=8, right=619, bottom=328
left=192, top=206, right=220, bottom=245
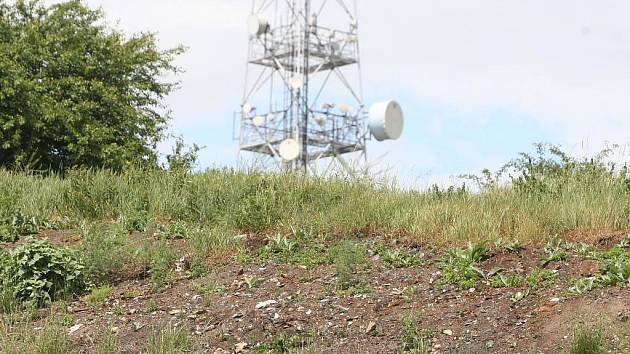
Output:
left=46, top=1, right=630, bottom=185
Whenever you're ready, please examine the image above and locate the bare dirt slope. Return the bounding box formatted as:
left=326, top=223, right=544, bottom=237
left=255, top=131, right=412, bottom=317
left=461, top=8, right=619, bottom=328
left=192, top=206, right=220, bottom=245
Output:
left=2, top=231, right=629, bottom=354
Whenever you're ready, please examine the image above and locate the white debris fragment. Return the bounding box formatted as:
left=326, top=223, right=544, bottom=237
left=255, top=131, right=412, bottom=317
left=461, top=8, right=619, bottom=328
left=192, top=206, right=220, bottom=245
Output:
left=255, top=300, right=278, bottom=309
left=68, top=324, right=83, bottom=334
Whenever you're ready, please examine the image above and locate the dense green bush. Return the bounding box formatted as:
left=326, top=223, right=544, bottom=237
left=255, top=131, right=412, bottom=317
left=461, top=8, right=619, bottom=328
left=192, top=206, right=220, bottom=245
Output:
left=0, top=239, right=89, bottom=307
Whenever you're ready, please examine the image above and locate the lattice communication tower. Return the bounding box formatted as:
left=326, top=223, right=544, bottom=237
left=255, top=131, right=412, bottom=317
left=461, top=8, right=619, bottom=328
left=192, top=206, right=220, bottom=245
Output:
left=236, top=0, right=403, bottom=174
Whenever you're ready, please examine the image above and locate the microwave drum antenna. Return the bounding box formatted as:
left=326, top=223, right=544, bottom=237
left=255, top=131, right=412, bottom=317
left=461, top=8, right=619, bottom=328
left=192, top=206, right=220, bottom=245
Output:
left=248, top=14, right=269, bottom=36
left=368, top=100, right=404, bottom=141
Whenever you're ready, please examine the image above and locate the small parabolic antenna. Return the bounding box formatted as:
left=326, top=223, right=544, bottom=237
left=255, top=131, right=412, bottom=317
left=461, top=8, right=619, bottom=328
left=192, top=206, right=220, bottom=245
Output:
left=368, top=100, right=404, bottom=142
left=289, top=76, right=303, bottom=90
left=242, top=102, right=253, bottom=114
left=252, top=115, right=265, bottom=127
left=338, top=103, right=352, bottom=114
left=279, top=139, right=300, bottom=161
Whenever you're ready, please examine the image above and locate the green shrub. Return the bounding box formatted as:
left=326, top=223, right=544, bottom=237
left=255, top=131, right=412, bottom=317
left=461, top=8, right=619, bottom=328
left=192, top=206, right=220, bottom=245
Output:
left=193, top=279, right=226, bottom=295
left=335, top=281, right=373, bottom=298
left=1, top=239, right=89, bottom=307
left=599, top=255, right=630, bottom=285
left=155, top=221, right=191, bottom=240
left=493, top=238, right=524, bottom=253
left=256, top=230, right=329, bottom=268
left=568, top=278, right=598, bottom=295
left=257, top=235, right=298, bottom=263
left=118, top=209, right=151, bottom=232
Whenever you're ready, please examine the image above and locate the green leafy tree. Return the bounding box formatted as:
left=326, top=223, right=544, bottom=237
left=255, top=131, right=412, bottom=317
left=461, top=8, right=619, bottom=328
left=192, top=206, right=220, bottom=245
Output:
left=0, top=0, right=184, bottom=171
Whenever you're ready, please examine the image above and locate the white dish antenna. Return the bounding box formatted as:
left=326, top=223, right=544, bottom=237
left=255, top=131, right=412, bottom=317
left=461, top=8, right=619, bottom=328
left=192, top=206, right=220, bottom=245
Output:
left=368, top=100, right=404, bottom=141
left=279, top=139, right=300, bottom=161
left=248, top=14, right=269, bottom=36
left=252, top=115, right=265, bottom=127
left=289, top=76, right=303, bottom=90
left=338, top=103, right=352, bottom=114
left=242, top=102, right=253, bottom=114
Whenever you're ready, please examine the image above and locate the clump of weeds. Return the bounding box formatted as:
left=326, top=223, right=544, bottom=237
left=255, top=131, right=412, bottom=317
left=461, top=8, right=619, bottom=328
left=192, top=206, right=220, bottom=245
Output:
left=329, top=240, right=368, bottom=291
left=440, top=242, right=488, bottom=289
left=494, top=237, right=524, bottom=253
left=376, top=244, right=423, bottom=268
left=541, top=236, right=567, bottom=266
left=569, top=324, right=607, bottom=354
left=399, top=312, right=433, bottom=354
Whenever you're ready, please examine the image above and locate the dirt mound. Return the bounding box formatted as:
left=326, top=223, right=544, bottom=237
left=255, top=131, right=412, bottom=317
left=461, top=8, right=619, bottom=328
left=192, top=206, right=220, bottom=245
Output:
left=33, top=232, right=626, bottom=353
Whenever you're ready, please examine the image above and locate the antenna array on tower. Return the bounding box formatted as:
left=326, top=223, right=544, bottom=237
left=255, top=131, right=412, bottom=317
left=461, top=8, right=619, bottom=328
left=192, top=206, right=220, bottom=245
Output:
left=236, top=0, right=403, bottom=174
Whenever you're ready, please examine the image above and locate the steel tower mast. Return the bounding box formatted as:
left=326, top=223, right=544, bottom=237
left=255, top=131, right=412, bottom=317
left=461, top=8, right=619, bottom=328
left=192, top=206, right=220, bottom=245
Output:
left=236, top=0, right=403, bottom=174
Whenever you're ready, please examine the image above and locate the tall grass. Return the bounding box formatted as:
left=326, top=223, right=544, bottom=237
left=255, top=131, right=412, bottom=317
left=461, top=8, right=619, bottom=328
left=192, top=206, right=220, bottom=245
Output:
left=0, top=317, right=70, bottom=354
left=147, top=325, right=189, bottom=354
left=569, top=325, right=607, bottom=354
left=0, top=147, right=627, bottom=246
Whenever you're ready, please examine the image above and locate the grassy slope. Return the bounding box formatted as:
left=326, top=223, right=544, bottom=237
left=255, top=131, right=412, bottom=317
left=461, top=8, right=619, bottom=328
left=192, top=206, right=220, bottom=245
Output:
left=0, top=149, right=629, bottom=353
left=0, top=164, right=628, bottom=246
